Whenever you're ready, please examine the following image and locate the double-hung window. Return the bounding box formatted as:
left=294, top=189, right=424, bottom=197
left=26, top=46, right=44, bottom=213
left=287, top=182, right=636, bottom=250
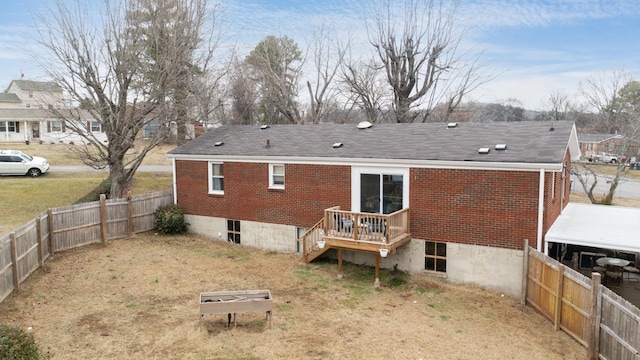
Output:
left=269, top=164, right=285, bottom=189
left=90, top=121, right=101, bottom=133
left=0, top=121, right=16, bottom=132
left=209, top=162, right=224, bottom=194
left=49, top=120, right=63, bottom=132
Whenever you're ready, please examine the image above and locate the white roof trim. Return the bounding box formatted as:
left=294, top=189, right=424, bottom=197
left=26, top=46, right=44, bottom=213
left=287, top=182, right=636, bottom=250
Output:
left=166, top=154, right=565, bottom=172
left=546, top=203, right=640, bottom=254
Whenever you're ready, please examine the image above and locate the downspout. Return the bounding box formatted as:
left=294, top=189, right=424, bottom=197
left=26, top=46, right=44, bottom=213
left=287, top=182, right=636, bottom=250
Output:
left=560, top=165, right=566, bottom=212
left=538, top=169, right=545, bottom=254
left=172, top=158, right=177, bottom=204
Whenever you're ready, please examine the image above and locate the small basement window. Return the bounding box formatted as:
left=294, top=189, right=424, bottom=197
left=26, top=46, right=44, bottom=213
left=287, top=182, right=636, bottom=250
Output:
left=425, top=241, right=446, bottom=273
left=227, top=219, right=241, bottom=244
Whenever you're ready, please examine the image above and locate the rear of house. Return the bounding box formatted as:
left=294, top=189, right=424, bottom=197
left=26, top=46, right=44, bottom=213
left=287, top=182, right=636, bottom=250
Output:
left=168, top=121, right=580, bottom=296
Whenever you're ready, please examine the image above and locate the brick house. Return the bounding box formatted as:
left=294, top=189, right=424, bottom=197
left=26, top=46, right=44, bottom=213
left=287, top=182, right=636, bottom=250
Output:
left=577, top=133, right=623, bottom=160
left=167, top=121, right=580, bottom=296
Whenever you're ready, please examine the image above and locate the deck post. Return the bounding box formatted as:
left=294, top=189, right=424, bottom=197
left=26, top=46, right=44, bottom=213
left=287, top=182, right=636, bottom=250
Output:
left=337, top=249, right=343, bottom=279
left=374, top=253, right=380, bottom=288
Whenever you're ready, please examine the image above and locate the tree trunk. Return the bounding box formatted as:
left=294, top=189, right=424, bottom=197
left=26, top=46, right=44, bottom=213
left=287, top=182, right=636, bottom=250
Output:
left=108, top=160, right=128, bottom=199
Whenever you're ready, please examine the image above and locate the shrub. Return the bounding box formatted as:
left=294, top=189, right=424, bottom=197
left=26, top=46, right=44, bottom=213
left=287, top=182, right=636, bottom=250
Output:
left=0, top=325, right=48, bottom=359
left=154, top=204, right=188, bottom=234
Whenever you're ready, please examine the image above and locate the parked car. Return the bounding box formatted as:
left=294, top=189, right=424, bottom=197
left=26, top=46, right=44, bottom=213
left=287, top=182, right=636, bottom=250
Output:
left=588, top=152, right=619, bottom=164
left=0, top=150, right=50, bottom=177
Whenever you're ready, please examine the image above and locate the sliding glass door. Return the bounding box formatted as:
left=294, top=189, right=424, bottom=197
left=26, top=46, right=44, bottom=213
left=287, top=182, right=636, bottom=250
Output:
left=359, top=173, right=404, bottom=214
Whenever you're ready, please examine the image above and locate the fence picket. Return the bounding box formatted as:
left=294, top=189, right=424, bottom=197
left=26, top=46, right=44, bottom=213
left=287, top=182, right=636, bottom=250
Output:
left=525, top=247, right=640, bottom=359
left=0, top=189, right=172, bottom=303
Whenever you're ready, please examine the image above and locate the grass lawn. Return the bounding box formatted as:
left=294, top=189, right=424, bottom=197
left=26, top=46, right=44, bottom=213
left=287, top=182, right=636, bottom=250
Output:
left=0, top=172, right=172, bottom=237
left=0, top=141, right=174, bottom=236
left=3, top=142, right=174, bottom=166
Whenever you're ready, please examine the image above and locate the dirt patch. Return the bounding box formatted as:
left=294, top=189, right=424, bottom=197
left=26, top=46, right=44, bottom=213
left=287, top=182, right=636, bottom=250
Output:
left=0, top=234, right=586, bottom=359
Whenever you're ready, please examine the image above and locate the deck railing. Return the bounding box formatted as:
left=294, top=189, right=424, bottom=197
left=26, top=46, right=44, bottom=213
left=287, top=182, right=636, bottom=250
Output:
left=324, top=207, right=410, bottom=244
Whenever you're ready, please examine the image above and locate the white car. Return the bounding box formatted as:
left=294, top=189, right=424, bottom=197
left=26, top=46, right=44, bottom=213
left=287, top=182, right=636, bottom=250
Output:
left=0, top=150, right=50, bottom=177
left=588, top=152, right=619, bottom=164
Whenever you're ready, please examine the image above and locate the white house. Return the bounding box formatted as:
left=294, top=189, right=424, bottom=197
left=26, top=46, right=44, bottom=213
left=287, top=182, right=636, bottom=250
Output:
left=0, top=79, right=107, bottom=144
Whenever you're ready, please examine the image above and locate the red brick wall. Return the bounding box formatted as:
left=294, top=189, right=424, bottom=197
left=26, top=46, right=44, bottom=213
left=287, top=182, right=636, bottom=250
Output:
left=541, top=152, right=572, bottom=249
left=409, top=168, right=541, bottom=250
left=175, top=160, right=351, bottom=227
left=176, top=159, right=565, bottom=250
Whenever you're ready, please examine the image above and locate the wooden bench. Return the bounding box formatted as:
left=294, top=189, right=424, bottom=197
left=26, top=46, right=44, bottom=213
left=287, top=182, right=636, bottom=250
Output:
left=199, top=289, right=273, bottom=328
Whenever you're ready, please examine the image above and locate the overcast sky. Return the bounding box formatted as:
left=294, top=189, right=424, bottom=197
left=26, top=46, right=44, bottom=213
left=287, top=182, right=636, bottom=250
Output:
left=1, top=0, right=639, bottom=110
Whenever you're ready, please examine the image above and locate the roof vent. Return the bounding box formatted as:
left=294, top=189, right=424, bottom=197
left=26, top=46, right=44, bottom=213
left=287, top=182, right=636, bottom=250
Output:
left=447, top=122, right=458, bottom=128
left=495, top=144, right=507, bottom=150
left=214, top=141, right=224, bottom=147
left=357, top=121, right=373, bottom=129
left=332, top=142, right=343, bottom=148
left=478, top=147, right=490, bottom=154
left=260, top=125, right=270, bottom=130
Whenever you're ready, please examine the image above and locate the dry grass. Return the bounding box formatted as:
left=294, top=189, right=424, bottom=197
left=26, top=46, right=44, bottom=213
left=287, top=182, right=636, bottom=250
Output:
left=0, top=234, right=587, bottom=359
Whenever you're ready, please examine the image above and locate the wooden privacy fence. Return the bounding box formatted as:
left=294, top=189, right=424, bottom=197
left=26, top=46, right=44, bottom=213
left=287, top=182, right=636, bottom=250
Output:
left=0, top=190, right=173, bottom=303
left=524, top=242, right=640, bottom=360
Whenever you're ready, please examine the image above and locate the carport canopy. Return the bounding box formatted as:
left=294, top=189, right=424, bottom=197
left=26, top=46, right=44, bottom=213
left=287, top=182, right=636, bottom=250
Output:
left=546, top=203, right=640, bottom=254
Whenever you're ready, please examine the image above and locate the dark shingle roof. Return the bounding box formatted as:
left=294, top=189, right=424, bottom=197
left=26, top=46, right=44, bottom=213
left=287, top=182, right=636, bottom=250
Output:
left=9, top=80, right=62, bottom=92
left=0, top=108, right=93, bottom=120
left=578, top=134, right=621, bottom=143
left=169, top=121, right=575, bottom=164
left=0, top=93, right=20, bottom=103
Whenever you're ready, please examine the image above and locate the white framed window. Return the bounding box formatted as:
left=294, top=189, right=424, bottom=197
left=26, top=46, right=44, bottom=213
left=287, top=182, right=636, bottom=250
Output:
left=90, top=121, right=101, bottom=132
left=351, top=166, right=409, bottom=214
left=208, top=162, right=224, bottom=194
left=49, top=120, right=63, bottom=132
left=0, top=121, right=17, bottom=132
left=269, top=164, right=285, bottom=189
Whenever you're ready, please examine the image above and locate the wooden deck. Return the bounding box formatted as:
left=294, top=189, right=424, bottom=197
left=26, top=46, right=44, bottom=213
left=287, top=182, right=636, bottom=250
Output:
left=300, top=207, right=411, bottom=263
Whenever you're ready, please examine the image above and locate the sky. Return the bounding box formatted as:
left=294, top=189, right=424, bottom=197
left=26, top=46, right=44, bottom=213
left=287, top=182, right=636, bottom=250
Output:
left=1, top=0, right=639, bottom=110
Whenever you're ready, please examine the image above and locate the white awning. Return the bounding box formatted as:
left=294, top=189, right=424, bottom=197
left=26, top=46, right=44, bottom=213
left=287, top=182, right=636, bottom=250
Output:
left=546, top=203, right=640, bottom=253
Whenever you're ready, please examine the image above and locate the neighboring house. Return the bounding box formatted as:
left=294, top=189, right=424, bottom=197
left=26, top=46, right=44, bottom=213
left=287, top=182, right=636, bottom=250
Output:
left=578, top=133, right=623, bottom=160
left=167, top=121, right=581, bottom=296
left=0, top=79, right=107, bottom=144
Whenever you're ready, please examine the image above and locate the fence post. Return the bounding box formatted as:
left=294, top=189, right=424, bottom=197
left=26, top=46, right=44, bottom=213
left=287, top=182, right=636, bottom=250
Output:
left=100, top=194, right=107, bottom=244
left=589, top=272, right=602, bottom=360
left=10, top=233, right=19, bottom=292
left=36, top=215, right=43, bottom=267
left=127, top=190, right=134, bottom=236
left=47, top=208, right=54, bottom=255
left=521, top=239, right=529, bottom=305
left=553, top=265, right=565, bottom=331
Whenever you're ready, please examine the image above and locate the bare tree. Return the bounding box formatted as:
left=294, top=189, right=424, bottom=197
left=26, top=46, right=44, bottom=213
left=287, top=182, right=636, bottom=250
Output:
left=572, top=69, right=640, bottom=204
left=365, top=0, right=484, bottom=123
left=304, top=26, right=343, bottom=124
left=540, top=91, right=576, bottom=122
left=339, top=55, right=390, bottom=123
left=36, top=0, right=224, bottom=198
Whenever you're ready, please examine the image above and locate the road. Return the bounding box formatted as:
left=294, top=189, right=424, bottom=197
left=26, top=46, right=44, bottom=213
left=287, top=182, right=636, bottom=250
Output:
left=49, top=165, right=172, bottom=173
left=571, top=173, right=640, bottom=199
